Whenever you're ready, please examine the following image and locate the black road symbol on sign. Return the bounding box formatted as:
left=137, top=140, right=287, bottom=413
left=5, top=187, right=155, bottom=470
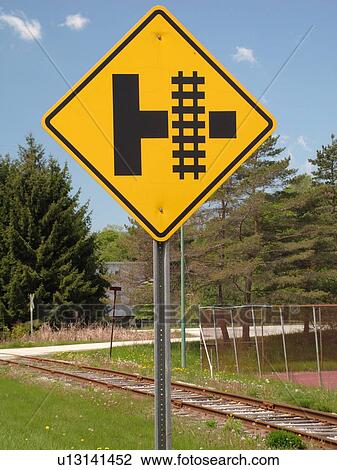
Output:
left=113, top=74, right=168, bottom=176
left=113, top=73, right=237, bottom=178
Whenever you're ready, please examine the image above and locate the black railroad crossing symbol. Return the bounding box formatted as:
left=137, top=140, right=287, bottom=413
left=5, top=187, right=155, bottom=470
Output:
left=113, top=72, right=237, bottom=178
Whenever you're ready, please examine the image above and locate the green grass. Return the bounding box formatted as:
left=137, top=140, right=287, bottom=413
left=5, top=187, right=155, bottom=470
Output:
left=55, top=341, right=337, bottom=414
left=0, top=366, right=266, bottom=450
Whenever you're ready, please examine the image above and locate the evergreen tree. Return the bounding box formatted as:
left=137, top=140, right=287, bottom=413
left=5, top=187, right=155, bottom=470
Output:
left=0, top=136, right=108, bottom=327
left=188, top=136, right=294, bottom=305
left=261, top=174, right=323, bottom=303
left=263, top=135, right=337, bottom=304
left=309, top=134, right=337, bottom=212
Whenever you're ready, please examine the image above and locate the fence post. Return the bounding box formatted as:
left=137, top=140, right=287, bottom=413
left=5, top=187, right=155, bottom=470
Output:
left=261, top=307, right=265, bottom=370
left=312, top=306, right=323, bottom=388
left=230, top=308, right=240, bottom=373
left=199, top=323, right=213, bottom=378
left=279, top=306, right=290, bottom=381
left=199, top=306, right=203, bottom=370
left=212, top=308, right=220, bottom=370
left=318, top=307, right=323, bottom=369
left=251, top=306, right=262, bottom=378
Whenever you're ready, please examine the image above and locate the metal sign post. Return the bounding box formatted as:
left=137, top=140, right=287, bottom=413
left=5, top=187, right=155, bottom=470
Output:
left=180, top=225, right=186, bottom=368
left=153, top=240, right=172, bottom=450
left=29, top=293, right=34, bottom=336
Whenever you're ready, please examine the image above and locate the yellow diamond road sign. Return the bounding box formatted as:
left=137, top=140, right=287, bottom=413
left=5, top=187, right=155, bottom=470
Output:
left=42, top=6, right=276, bottom=241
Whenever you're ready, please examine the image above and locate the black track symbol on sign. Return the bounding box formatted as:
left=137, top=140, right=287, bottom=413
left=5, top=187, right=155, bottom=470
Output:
left=172, top=71, right=206, bottom=179
left=113, top=74, right=168, bottom=176
left=171, top=71, right=237, bottom=180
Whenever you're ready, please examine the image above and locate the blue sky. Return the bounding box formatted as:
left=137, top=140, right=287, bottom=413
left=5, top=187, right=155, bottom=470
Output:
left=0, top=0, right=336, bottom=231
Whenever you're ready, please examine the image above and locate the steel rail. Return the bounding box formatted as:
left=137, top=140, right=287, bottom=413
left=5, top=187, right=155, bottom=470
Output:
left=1, top=355, right=337, bottom=449
left=8, top=354, right=337, bottom=426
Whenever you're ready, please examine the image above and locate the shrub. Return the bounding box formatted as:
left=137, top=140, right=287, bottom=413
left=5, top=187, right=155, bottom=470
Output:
left=0, top=325, right=10, bottom=341
left=266, top=430, right=306, bottom=449
left=10, top=323, right=31, bottom=339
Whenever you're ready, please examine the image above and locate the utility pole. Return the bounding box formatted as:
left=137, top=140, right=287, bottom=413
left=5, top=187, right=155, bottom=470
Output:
left=180, top=225, right=186, bottom=368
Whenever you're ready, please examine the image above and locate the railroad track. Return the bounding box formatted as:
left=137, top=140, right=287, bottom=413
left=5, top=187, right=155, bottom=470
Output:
left=1, top=354, right=337, bottom=448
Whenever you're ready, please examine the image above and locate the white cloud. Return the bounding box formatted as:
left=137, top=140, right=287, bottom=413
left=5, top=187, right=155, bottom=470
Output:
left=60, top=13, right=89, bottom=31
left=297, top=135, right=310, bottom=150
left=279, top=135, right=290, bottom=145
left=304, top=160, right=313, bottom=175
left=0, top=13, right=42, bottom=41
left=232, top=46, right=256, bottom=64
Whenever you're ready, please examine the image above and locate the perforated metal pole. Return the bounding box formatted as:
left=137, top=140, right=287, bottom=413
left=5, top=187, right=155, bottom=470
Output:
left=153, top=241, right=172, bottom=450
left=164, top=242, right=172, bottom=449
left=180, top=225, right=186, bottom=368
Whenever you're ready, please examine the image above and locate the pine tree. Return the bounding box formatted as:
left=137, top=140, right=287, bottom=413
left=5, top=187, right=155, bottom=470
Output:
left=261, top=174, right=322, bottom=303
left=0, top=136, right=108, bottom=328
left=188, top=136, right=294, bottom=303
left=309, top=134, right=337, bottom=212
left=263, top=135, right=337, bottom=304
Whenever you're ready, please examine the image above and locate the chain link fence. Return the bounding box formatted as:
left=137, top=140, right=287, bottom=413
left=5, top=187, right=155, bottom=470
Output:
left=199, top=305, right=337, bottom=388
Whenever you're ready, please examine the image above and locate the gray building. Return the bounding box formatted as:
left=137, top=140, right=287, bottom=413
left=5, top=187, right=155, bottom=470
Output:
left=105, top=262, right=151, bottom=320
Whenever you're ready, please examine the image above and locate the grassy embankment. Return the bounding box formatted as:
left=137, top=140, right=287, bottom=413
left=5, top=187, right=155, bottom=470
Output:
left=0, top=366, right=265, bottom=450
